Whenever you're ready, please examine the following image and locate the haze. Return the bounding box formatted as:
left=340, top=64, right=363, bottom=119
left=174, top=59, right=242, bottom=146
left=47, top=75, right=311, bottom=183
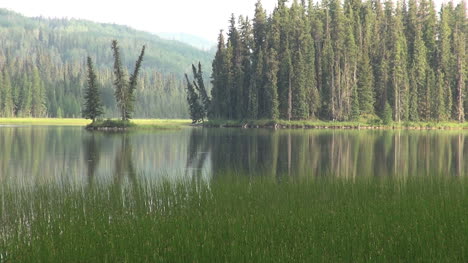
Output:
left=1, top=0, right=279, bottom=43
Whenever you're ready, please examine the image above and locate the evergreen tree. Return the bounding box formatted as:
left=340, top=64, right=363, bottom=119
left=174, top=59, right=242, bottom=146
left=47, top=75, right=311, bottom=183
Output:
left=436, top=4, right=453, bottom=120
left=127, top=45, right=146, bottom=120
left=82, top=57, right=104, bottom=122
left=290, top=0, right=309, bottom=120
left=413, top=28, right=429, bottom=120
left=211, top=31, right=228, bottom=119
left=185, top=74, right=204, bottom=123
left=239, top=16, right=254, bottom=119
left=453, top=2, right=466, bottom=122
left=263, top=46, right=280, bottom=119
left=111, top=40, right=128, bottom=121
left=192, top=63, right=211, bottom=119
left=390, top=3, right=410, bottom=122
left=111, top=40, right=145, bottom=121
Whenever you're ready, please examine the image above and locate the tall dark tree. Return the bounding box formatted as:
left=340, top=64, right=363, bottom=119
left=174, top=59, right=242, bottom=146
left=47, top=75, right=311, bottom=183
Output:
left=82, top=57, right=104, bottom=122
left=192, top=63, right=211, bottom=119
left=111, top=40, right=128, bottom=121
left=185, top=73, right=204, bottom=124
left=111, top=40, right=145, bottom=121
left=211, top=31, right=228, bottom=119
left=127, top=45, right=146, bottom=120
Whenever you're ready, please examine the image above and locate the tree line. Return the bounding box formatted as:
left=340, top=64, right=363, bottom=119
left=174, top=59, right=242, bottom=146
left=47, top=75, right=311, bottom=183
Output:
left=0, top=9, right=213, bottom=119
left=207, top=0, right=467, bottom=123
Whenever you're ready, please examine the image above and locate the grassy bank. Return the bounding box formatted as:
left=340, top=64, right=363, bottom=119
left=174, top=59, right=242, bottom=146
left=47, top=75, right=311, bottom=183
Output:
left=205, top=119, right=468, bottom=129
left=0, top=118, right=191, bottom=129
left=1, top=176, right=467, bottom=262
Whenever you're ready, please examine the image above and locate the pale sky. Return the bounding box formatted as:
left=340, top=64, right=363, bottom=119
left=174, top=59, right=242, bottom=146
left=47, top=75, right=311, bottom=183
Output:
left=0, top=0, right=455, bottom=42
left=0, top=0, right=278, bottom=42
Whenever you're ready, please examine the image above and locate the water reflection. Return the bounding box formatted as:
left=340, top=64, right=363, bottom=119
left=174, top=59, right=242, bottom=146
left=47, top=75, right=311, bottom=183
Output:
left=0, top=127, right=467, bottom=185
left=187, top=128, right=467, bottom=177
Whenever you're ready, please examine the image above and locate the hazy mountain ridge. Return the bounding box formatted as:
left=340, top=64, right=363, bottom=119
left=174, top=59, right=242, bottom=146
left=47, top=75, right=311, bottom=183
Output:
left=0, top=8, right=214, bottom=118
left=158, top=32, right=216, bottom=52
left=0, top=8, right=213, bottom=74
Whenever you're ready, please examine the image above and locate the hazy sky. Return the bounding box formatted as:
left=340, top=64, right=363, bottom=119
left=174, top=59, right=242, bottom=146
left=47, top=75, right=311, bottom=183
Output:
left=1, top=0, right=454, bottom=42
left=1, top=0, right=279, bottom=42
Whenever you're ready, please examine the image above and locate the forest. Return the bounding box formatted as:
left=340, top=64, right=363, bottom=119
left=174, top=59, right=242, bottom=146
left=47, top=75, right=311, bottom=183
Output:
left=0, top=9, right=213, bottom=119
left=209, top=0, right=467, bottom=122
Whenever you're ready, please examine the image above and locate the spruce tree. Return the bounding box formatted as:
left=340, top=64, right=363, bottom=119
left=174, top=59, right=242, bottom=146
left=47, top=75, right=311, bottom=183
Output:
left=413, top=28, right=429, bottom=120
left=263, top=46, right=280, bottom=119
left=437, top=4, right=453, bottom=120
left=82, top=56, right=104, bottom=122
left=111, top=40, right=128, bottom=121
left=111, top=40, right=145, bottom=121
left=192, top=63, right=211, bottom=120
left=185, top=74, right=204, bottom=123
left=211, top=31, right=228, bottom=119
left=127, top=45, right=145, bottom=120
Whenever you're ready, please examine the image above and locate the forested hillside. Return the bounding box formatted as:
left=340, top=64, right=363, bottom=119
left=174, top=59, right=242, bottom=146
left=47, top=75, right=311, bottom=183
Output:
left=210, top=0, right=467, bottom=122
left=0, top=9, right=213, bottom=118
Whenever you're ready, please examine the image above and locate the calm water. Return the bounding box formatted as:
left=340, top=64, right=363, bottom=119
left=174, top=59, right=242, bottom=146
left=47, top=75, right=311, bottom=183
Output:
left=0, top=126, right=467, bottom=184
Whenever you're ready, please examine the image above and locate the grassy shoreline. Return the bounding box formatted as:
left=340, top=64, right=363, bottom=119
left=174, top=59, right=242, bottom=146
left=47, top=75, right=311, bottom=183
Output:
left=1, top=118, right=467, bottom=130
left=0, top=118, right=191, bottom=129
left=1, top=176, right=467, bottom=262
left=205, top=119, right=468, bottom=130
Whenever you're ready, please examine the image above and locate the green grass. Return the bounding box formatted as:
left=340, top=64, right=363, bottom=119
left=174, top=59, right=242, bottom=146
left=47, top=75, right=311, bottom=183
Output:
left=1, top=176, right=467, bottom=262
left=0, top=118, right=191, bottom=129
left=205, top=118, right=468, bottom=129
left=0, top=118, right=91, bottom=126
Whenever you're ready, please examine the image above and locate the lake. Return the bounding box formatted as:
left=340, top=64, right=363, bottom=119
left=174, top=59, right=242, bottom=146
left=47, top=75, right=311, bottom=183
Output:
left=2, top=126, right=468, bottom=262
left=0, top=126, right=466, bottom=185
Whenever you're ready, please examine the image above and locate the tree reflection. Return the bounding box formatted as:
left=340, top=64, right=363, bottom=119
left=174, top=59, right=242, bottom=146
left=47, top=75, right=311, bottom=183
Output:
left=113, top=134, right=137, bottom=184
left=83, top=133, right=101, bottom=185
left=186, top=128, right=468, bottom=178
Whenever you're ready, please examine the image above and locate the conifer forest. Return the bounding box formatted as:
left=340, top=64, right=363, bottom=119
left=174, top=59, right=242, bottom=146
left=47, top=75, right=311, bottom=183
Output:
left=209, top=0, right=467, bottom=122
left=0, top=9, right=213, bottom=119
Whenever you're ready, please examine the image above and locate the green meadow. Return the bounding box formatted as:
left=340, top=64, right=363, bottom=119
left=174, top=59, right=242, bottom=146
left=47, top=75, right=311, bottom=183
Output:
left=0, top=118, right=191, bottom=129
left=1, top=176, right=467, bottom=262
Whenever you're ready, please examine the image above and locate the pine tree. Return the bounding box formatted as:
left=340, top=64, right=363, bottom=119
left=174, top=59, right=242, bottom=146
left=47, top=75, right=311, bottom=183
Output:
left=126, top=45, right=145, bottom=120
left=390, top=3, right=410, bottom=122
left=185, top=74, right=204, bottom=123
left=453, top=2, right=465, bottom=122
left=321, top=8, right=335, bottom=120
left=437, top=4, right=453, bottom=120
left=211, top=31, right=228, bottom=119
left=263, top=46, right=280, bottom=119
left=111, top=40, right=128, bottom=121
left=82, top=57, right=104, bottom=122
left=357, top=1, right=375, bottom=116
left=239, top=16, right=254, bottom=119
left=290, top=0, right=309, bottom=120
left=248, top=0, right=268, bottom=119
left=413, top=28, right=429, bottom=120
left=111, top=40, right=145, bottom=121
left=192, top=63, right=211, bottom=120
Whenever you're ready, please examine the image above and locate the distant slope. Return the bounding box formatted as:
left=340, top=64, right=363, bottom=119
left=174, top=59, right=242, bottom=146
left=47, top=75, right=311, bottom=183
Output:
left=0, top=9, right=214, bottom=118
left=158, top=32, right=216, bottom=52
left=0, top=9, right=213, bottom=74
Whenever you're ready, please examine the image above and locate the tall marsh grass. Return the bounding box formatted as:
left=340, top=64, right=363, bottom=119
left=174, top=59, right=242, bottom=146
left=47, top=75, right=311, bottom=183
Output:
left=1, top=176, right=467, bottom=262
